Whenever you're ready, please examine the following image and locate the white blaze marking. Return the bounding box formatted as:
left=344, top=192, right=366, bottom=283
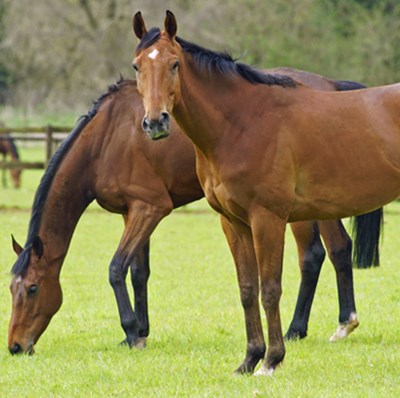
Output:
left=148, top=49, right=159, bottom=60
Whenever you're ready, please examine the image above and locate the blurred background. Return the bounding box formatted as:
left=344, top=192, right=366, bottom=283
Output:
left=1, top=0, right=400, bottom=116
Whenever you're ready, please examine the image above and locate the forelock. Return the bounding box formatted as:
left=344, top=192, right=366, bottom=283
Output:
left=11, top=247, right=31, bottom=277
left=136, top=27, right=161, bottom=52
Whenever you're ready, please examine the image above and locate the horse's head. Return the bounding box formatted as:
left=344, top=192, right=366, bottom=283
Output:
left=132, top=10, right=181, bottom=141
left=8, top=235, right=62, bottom=355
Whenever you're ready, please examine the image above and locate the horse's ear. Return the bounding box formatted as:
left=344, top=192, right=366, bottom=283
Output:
left=11, top=235, right=23, bottom=255
left=133, top=11, right=147, bottom=39
left=164, top=10, right=177, bottom=39
left=32, top=236, right=44, bottom=259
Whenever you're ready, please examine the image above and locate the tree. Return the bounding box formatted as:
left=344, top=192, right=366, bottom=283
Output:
left=2, top=0, right=400, bottom=111
left=0, top=0, right=13, bottom=104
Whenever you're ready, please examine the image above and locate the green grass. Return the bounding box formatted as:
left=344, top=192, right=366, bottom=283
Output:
left=0, top=160, right=400, bottom=397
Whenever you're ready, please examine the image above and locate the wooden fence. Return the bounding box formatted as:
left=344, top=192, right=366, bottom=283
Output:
left=0, top=125, right=72, bottom=170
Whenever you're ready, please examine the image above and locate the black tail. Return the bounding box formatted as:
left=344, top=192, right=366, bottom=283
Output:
left=350, top=208, right=383, bottom=268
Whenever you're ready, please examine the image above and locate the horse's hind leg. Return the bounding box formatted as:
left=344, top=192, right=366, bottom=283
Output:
left=285, top=221, right=326, bottom=340
left=319, top=220, right=359, bottom=341
left=130, top=241, right=150, bottom=349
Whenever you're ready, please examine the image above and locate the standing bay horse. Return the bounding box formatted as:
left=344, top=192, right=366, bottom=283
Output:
left=0, top=132, right=21, bottom=188
left=8, top=75, right=377, bottom=355
left=131, top=11, right=393, bottom=375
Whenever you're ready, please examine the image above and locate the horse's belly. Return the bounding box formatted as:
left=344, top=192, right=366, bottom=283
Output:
left=290, top=179, right=400, bottom=221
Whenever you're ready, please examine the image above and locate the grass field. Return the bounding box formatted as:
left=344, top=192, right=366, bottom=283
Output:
left=0, top=157, right=399, bottom=397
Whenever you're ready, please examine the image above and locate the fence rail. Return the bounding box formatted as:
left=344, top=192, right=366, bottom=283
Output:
left=0, top=125, right=72, bottom=170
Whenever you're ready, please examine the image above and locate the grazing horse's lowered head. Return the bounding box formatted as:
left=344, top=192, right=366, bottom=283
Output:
left=9, top=235, right=62, bottom=355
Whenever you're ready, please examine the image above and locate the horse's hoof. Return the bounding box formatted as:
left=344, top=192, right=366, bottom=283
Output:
left=330, top=312, right=359, bottom=342
left=119, top=339, right=132, bottom=347
left=234, top=363, right=254, bottom=375
left=134, top=337, right=147, bottom=349
left=119, top=336, right=147, bottom=349
left=254, top=365, right=274, bottom=376
left=284, top=329, right=307, bottom=341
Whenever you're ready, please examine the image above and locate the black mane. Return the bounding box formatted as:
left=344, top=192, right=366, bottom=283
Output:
left=176, top=37, right=296, bottom=88
left=11, top=78, right=126, bottom=276
left=136, top=30, right=295, bottom=88
left=333, top=80, right=367, bottom=91
left=7, top=135, right=19, bottom=159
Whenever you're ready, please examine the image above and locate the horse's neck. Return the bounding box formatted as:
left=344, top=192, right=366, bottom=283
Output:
left=8, top=142, right=18, bottom=160
left=174, top=63, right=247, bottom=155
left=37, top=142, right=93, bottom=259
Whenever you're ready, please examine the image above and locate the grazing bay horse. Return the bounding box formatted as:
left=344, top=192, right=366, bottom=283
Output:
left=131, top=11, right=392, bottom=375
left=0, top=132, right=21, bottom=188
left=8, top=76, right=376, bottom=355
left=8, top=79, right=202, bottom=355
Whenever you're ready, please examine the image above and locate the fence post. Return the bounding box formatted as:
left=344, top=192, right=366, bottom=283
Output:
left=46, top=125, right=53, bottom=166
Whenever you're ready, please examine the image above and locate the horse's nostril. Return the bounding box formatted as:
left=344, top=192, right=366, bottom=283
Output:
left=160, top=112, right=169, bottom=124
left=9, top=343, right=22, bottom=355
left=141, top=117, right=150, bottom=131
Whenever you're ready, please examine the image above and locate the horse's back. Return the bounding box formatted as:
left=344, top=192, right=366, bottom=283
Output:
left=267, top=67, right=336, bottom=91
left=284, top=83, right=400, bottom=220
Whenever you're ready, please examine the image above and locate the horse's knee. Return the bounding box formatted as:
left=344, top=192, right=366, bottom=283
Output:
left=260, top=282, right=282, bottom=310
left=109, top=259, right=126, bottom=288
left=239, top=283, right=258, bottom=309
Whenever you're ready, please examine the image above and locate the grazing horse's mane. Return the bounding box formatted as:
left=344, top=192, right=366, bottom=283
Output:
left=8, top=136, right=20, bottom=159
left=136, top=28, right=296, bottom=88
left=11, top=78, right=128, bottom=276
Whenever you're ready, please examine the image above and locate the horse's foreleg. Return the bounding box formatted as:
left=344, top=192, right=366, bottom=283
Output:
left=319, top=220, right=359, bottom=341
left=220, top=216, right=266, bottom=374
left=285, top=221, right=325, bottom=340
left=251, top=210, right=287, bottom=376
left=130, top=241, right=150, bottom=348
left=109, top=249, right=137, bottom=346
left=109, top=204, right=170, bottom=348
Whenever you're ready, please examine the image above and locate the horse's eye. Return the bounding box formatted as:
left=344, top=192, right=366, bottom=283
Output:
left=132, top=63, right=139, bottom=72
left=27, top=285, right=39, bottom=297
left=172, top=61, right=179, bottom=72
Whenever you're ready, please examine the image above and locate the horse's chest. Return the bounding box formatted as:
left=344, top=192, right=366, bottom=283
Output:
left=195, top=153, right=251, bottom=221
left=202, top=176, right=250, bottom=223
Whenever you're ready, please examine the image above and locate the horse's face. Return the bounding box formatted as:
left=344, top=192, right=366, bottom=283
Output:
left=8, top=237, right=62, bottom=355
left=132, top=11, right=180, bottom=141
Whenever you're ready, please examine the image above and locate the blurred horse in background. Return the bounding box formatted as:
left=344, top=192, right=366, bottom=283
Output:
left=0, top=130, right=21, bottom=188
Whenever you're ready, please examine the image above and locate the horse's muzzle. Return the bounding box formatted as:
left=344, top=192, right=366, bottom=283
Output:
left=9, top=343, right=22, bottom=355
left=9, top=342, right=35, bottom=355
left=142, top=113, right=170, bottom=140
